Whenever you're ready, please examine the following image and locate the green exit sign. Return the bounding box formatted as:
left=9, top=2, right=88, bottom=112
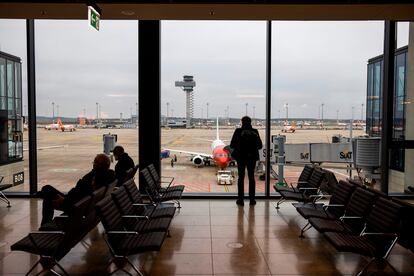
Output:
left=88, top=6, right=100, bottom=31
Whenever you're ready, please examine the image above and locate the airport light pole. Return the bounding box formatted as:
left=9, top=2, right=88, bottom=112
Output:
left=206, top=102, right=209, bottom=120
left=96, top=102, right=99, bottom=123
left=336, top=109, right=339, bottom=122
left=245, top=103, right=248, bottom=116
left=321, top=103, right=324, bottom=127
left=83, top=108, right=86, bottom=118
left=278, top=109, right=280, bottom=121
left=51, top=102, right=55, bottom=123
left=350, top=106, right=354, bottom=139
left=284, top=103, right=288, bottom=121
left=166, top=102, right=170, bottom=119
left=136, top=102, right=138, bottom=127
left=361, top=103, right=364, bottom=121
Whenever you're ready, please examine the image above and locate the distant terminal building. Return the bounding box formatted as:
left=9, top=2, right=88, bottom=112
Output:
left=366, top=46, right=408, bottom=139
left=366, top=46, right=408, bottom=172
left=0, top=51, right=24, bottom=187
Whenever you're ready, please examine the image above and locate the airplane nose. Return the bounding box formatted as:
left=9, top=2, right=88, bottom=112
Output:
left=217, top=156, right=230, bottom=168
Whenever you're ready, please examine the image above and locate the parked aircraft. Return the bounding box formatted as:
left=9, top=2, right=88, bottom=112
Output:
left=165, top=119, right=232, bottom=169
left=44, top=122, right=60, bottom=130
left=57, top=119, right=76, bottom=132
left=337, top=120, right=348, bottom=127
left=45, top=119, right=76, bottom=132
left=281, top=121, right=296, bottom=133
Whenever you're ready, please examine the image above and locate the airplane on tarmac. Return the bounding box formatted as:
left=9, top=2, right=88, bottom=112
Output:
left=45, top=119, right=76, bottom=132
left=281, top=121, right=296, bottom=133
left=164, top=119, right=232, bottom=169
left=337, top=120, right=348, bottom=128
left=44, top=122, right=60, bottom=130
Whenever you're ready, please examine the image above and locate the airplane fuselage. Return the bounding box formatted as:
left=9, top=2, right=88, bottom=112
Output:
left=211, top=139, right=232, bottom=169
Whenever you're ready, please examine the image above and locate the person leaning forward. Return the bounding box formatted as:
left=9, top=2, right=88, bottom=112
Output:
left=230, top=116, right=263, bottom=206
left=38, top=153, right=115, bottom=226
left=113, top=145, right=135, bottom=185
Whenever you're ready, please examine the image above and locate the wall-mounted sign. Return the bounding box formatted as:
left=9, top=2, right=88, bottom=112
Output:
left=88, top=6, right=100, bottom=31
left=13, top=172, right=24, bottom=185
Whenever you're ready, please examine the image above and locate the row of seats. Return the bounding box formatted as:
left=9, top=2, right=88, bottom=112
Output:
left=140, top=164, right=185, bottom=208
left=292, top=178, right=414, bottom=275
left=11, top=179, right=118, bottom=275
left=274, top=164, right=338, bottom=209
left=11, top=163, right=184, bottom=275
left=95, top=178, right=177, bottom=275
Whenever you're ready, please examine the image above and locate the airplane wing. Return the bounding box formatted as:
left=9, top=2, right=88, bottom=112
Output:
left=164, top=148, right=213, bottom=159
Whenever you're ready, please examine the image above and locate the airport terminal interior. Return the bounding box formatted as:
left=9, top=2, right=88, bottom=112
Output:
left=1, top=1, right=414, bottom=275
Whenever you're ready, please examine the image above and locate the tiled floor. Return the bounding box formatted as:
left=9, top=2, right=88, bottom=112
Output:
left=1, top=198, right=414, bottom=275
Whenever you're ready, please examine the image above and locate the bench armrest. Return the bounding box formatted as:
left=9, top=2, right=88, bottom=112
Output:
left=106, top=231, right=138, bottom=235
left=362, top=232, right=397, bottom=237
left=323, top=204, right=344, bottom=210
left=299, top=187, right=318, bottom=191
left=29, top=231, right=64, bottom=235
left=133, top=203, right=157, bottom=207
left=122, top=215, right=149, bottom=220
left=340, top=216, right=363, bottom=221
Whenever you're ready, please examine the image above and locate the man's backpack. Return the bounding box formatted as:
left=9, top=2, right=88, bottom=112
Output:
left=239, top=129, right=259, bottom=156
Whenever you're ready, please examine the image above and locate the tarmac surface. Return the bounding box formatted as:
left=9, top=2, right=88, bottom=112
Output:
left=9, top=126, right=365, bottom=194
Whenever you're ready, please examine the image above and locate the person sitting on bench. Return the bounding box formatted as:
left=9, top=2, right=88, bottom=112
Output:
left=38, top=153, right=115, bottom=226
left=113, top=145, right=135, bottom=185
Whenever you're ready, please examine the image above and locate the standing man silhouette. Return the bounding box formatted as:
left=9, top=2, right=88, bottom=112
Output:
left=230, top=116, right=263, bottom=206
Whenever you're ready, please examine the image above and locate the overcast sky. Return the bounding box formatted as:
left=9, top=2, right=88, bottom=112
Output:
left=0, top=20, right=409, bottom=120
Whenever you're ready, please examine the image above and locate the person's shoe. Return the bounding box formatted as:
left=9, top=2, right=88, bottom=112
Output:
left=236, top=199, right=244, bottom=206
left=249, top=199, right=256, bottom=205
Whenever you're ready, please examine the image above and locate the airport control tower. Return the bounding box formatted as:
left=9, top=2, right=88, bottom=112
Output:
left=175, top=75, right=196, bottom=128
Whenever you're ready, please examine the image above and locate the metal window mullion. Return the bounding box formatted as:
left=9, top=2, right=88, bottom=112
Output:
left=380, top=21, right=396, bottom=194
left=26, top=19, right=38, bottom=195
left=265, top=20, right=272, bottom=197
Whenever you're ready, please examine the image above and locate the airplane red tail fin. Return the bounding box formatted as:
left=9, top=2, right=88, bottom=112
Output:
left=57, top=119, right=63, bottom=127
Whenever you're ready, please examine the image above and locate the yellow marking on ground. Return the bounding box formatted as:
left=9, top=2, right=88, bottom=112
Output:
left=172, top=140, right=185, bottom=145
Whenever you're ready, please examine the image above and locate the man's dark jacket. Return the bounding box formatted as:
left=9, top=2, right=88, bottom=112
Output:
left=64, top=168, right=115, bottom=210
left=230, top=127, right=263, bottom=161
left=115, top=152, right=135, bottom=184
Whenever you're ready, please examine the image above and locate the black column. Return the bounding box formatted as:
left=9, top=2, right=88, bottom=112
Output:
left=138, top=21, right=161, bottom=193
left=265, top=21, right=272, bottom=197
left=380, top=21, right=396, bottom=194
left=26, top=19, right=37, bottom=196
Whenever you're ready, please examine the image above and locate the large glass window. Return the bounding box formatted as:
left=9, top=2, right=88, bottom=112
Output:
left=271, top=21, right=382, bottom=194
left=161, top=21, right=266, bottom=195
left=35, top=20, right=138, bottom=192
left=0, top=20, right=29, bottom=192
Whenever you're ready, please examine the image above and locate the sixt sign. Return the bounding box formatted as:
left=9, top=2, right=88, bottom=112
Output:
left=339, top=151, right=353, bottom=159
left=311, top=143, right=353, bottom=163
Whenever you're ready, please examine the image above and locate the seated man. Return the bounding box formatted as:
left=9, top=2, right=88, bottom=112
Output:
left=39, top=153, right=115, bottom=226
left=113, top=145, right=135, bottom=185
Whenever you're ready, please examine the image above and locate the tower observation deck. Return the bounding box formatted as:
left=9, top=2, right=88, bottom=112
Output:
left=175, top=75, right=196, bottom=128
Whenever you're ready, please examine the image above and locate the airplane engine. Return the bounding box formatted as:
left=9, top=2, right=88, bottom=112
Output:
left=192, top=155, right=204, bottom=167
